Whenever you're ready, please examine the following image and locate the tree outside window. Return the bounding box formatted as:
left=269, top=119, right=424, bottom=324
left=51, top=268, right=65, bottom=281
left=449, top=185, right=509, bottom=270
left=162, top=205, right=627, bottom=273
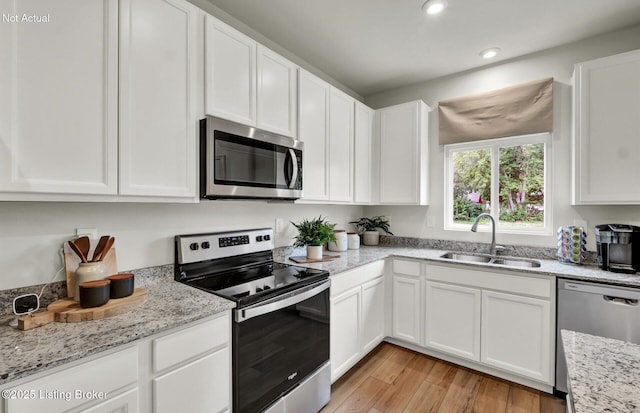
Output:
left=446, top=134, right=550, bottom=234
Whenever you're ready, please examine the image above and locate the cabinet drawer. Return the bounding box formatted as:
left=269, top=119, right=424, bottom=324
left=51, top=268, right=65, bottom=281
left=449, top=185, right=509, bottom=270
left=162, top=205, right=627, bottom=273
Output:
left=153, top=314, right=229, bottom=373
left=425, top=264, right=551, bottom=298
left=392, top=259, right=421, bottom=276
left=5, top=346, right=138, bottom=413
left=331, top=260, right=385, bottom=297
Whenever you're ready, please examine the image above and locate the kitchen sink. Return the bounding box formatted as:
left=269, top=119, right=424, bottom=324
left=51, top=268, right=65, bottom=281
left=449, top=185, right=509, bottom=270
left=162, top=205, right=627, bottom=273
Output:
left=440, top=251, right=541, bottom=269
left=439, top=252, right=492, bottom=263
left=490, top=258, right=541, bottom=268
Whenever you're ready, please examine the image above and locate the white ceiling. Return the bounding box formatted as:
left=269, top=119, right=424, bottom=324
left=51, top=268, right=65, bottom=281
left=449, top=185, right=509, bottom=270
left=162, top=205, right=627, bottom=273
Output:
left=205, top=0, right=640, bottom=96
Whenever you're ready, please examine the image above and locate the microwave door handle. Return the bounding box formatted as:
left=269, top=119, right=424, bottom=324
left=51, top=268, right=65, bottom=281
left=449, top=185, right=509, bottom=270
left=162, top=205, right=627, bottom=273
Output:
left=287, top=149, right=298, bottom=189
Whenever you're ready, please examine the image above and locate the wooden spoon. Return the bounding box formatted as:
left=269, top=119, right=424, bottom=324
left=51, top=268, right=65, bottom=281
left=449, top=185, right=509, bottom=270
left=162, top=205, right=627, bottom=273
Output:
left=68, top=240, right=88, bottom=263
left=96, top=237, right=115, bottom=262
left=75, top=236, right=91, bottom=263
left=91, top=235, right=110, bottom=262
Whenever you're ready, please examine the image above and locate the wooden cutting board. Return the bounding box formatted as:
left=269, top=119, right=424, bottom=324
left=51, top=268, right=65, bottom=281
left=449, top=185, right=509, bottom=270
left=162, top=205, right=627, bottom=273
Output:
left=289, top=255, right=340, bottom=263
left=18, top=288, right=146, bottom=330
left=63, top=241, right=118, bottom=298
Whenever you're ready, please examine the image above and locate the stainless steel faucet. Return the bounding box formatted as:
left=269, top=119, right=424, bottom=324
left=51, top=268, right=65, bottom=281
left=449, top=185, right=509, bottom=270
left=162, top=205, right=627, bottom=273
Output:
left=470, top=213, right=497, bottom=255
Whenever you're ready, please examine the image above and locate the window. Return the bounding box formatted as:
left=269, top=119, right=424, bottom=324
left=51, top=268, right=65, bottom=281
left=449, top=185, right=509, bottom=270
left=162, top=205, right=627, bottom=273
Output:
left=444, top=133, right=551, bottom=234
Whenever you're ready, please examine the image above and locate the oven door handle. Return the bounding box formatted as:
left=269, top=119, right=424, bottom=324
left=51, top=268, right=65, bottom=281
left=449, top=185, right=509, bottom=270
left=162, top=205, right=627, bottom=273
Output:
left=235, top=279, right=330, bottom=323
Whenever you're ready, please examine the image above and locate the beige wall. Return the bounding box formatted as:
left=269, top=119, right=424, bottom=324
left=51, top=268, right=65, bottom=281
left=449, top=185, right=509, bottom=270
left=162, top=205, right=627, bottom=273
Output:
left=364, top=25, right=640, bottom=251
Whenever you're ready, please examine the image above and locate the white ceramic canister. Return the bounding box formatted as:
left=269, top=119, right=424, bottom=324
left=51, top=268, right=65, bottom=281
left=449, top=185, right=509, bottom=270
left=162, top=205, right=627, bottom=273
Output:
left=74, top=261, right=109, bottom=301
left=306, top=245, right=323, bottom=260
left=327, top=230, right=348, bottom=252
left=347, top=232, right=360, bottom=250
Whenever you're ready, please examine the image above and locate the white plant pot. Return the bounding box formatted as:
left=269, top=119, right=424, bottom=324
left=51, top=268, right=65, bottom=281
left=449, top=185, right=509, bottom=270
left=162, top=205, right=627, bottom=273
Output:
left=362, top=230, right=380, bottom=246
left=306, top=245, right=323, bottom=260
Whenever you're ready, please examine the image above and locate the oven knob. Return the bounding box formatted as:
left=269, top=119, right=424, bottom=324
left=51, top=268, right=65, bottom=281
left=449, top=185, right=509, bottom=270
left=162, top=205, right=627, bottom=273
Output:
left=263, top=285, right=270, bottom=290
left=189, top=242, right=199, bottom=251
left=264, top=234, right=271, bottom=241
left=201, top=241, right=210, bottom=249
left=256, top=235, right=263, bottom=242
left=256, top=287, right=263, bottom=292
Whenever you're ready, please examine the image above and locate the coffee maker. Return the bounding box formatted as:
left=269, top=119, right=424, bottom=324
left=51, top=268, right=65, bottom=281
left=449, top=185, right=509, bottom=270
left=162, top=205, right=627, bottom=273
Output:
left=594, top=224, right=640, bottom=273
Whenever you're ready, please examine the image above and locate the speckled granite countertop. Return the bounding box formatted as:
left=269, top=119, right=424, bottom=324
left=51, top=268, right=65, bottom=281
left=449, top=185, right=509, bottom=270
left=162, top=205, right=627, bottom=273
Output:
left=562, top=330, right=640, bottom=413
left=0, top=265, right=234, bottom=386
left=275, top=245, right=640, bottom=287
left=3, top=242, right=639, bottom=389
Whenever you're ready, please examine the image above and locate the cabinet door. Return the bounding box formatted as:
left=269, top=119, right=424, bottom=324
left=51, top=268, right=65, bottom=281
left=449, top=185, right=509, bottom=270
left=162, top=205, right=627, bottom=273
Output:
left=379, top=101, right=428, bottom=205
left=328, top=88, right=354, bottom=202
left=354, top=102, right=374, bottom=204
left=298, top=70, right=330, bottom=201
left=119, top=0, right=198, bottom=197
left=425, top=281, right=481, bottom=361
left=257, top=45, right=298, bottom=137
left=0, top=0, right=118, bottom=194
left=330, top=287, right=361, bottom=381
left=154, top=347, right=230, bottom=413
left=392, top=274, right=422, bottom=345
left=361, top=276, right=385, bottom=353
left=481, top=290, right=552, bottom=383
left=79, top=388, right=139, bottom=413
left=573, top=49, right=640, bottom=204
left=205, top=16, right=256, bottom=126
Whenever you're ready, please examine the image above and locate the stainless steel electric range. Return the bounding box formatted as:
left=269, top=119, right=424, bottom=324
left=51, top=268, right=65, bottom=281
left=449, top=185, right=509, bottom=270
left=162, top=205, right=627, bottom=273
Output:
left=175, top=228, right=330, bottom=413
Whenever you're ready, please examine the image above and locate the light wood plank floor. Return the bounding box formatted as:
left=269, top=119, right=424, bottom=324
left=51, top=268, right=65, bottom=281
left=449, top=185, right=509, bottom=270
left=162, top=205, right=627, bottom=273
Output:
left=321, top=342, right=566, bottom=413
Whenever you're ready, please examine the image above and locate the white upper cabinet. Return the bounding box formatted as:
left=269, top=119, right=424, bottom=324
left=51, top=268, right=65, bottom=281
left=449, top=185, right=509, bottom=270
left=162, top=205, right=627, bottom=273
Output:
left=0, top=0, right=118, bottom=195
left=257, top=45, right=298, bottom=137
left=205, top=16, right=257, bottom=127
left=328, top=88, right=355, bottom=202
left=573, top=49, right=640, bottom=204
left=378, top=100, right=429, bottom=205
left=119, top=0, right=199, bottom=198
left=205, top=18, right=298, bottom=138
left=298, top=70, right=330, bottom=201
left=354, top=102, right=374, bottom=204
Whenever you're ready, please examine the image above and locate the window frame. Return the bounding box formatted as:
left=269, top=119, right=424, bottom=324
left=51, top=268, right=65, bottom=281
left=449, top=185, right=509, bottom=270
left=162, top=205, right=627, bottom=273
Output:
left=444, top=133, right=552, bottom=235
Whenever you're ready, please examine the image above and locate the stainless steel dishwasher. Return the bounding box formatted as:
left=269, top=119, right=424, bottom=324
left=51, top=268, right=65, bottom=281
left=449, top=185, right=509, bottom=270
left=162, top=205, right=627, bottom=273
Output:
left=556, top=278, right=640, bottom=393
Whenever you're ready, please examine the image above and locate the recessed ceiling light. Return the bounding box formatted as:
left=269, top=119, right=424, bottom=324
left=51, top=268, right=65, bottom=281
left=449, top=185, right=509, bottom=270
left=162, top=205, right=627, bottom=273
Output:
left=422, top=0, right=448, bottom=15
left=480, top=47, right=501, bottom=59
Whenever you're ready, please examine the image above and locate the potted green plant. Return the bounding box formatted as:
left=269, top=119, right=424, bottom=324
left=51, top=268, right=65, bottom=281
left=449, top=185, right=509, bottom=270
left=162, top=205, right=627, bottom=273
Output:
left=291, top=216, right=337, bottom=259
left=349, top=216, right=393, bottom=246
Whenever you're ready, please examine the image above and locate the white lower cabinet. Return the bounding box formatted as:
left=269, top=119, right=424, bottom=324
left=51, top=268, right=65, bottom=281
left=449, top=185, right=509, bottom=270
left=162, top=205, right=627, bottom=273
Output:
left=80, top=388, right=139, bottom=413
left=481, top=290, right=551, bottom=382
left=423, top=263, right=555, bottom=387
left=330, top=260, right=385, bottom=382
left=2, top=312, right=231, bottom=413
left=361, top=277, right=385, bottom=353
left=154, top=347, right=229, bottom=413
left=391, top=259, right=422, bottom=345
left=330, top=286, right=362, bottom=381
left=424, top=281, right=481, bottom=361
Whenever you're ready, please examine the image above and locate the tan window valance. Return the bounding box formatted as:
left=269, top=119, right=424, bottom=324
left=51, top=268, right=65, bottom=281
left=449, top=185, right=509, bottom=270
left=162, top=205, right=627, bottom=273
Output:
left=438, top=77, right=553, bottom=145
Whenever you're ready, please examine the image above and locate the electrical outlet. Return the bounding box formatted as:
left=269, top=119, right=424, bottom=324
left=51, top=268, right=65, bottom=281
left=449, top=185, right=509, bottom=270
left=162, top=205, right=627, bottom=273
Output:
left=76, top=228, right=97, bottom=239
left=275, top=218, right=284, bottom=233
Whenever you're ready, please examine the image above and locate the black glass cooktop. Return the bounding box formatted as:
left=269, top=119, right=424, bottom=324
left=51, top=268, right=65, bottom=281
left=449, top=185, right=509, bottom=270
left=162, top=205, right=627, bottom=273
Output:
left=184, top=261, right=329, bottom=307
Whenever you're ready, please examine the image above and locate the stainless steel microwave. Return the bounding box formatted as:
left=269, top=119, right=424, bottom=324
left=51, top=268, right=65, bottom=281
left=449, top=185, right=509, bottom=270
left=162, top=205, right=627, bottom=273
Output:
left=200, top=117, right=303, bottom=200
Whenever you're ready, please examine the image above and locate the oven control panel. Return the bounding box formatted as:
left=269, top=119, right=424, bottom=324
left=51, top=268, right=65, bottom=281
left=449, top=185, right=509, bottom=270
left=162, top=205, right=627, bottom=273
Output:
left=176, top=228, right=275, bottom=264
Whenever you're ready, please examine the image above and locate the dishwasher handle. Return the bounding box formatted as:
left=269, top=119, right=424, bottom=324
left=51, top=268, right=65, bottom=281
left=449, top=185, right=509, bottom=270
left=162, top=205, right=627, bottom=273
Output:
left=561, top=280, right=640, bottom=301
left=603, top=295, right=639, bottom=306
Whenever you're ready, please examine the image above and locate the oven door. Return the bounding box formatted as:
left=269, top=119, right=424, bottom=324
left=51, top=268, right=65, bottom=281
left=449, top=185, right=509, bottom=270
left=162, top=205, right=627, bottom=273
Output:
left=202, top=117, right=303, bottom=200
left=233, top=280, right=330, bottom=413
